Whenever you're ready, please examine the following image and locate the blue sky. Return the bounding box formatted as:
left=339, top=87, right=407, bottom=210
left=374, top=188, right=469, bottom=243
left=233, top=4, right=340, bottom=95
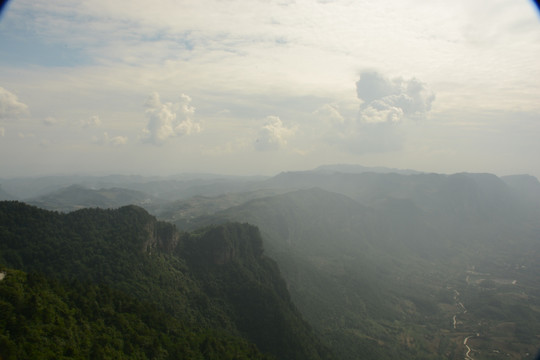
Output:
left=1, top=0, right=539, bottom=177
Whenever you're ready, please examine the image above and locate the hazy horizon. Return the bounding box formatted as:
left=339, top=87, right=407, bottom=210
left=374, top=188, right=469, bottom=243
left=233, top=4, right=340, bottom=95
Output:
left=1, top=0, right=539, bottom=178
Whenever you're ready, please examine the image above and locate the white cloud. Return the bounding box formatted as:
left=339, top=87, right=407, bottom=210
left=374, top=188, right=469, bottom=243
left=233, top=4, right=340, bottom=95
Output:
left=93, top=132, right=128, bottom=146
left=313, top=104, right=346, bottom=126
left=104, top=132, right=128, bottom=146
left=314, top=103, right=404, bottom=155
left=1, top=0, right=539, bottom=177
left=39, top=139, right=51, bottom=147
left=0, top=127, right=4, bottom=136
left=255, top=116, right=296, bottom=151
left=142, top=92, right=201, bottom=145
left=43, top=116, right=58, bottom=126
left=18, top=132, right=35, bottom=139
left=356, top=71, right=435, bottom=124
left=81, top=115, right=102, bottom=127
left=0, top=87, right=29, bottom=120
left=310, top=72, right=433, bottom=154
left=360, top=101, right=404, bottom=124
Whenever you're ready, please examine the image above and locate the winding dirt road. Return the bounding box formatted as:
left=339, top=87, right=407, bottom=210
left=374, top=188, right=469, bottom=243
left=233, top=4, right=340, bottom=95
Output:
left=452, top=284, right=478, bottom=360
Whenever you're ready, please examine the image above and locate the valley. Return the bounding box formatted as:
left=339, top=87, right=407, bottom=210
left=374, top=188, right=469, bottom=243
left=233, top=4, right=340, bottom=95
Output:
left=1, top=166, right=540, bottom=359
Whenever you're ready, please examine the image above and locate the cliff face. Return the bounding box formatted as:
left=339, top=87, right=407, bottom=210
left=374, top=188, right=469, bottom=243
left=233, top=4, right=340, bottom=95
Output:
left=184, top=223, right=264, bottom=266
left=180, top=222, right=333, bottom=360
left=143, top=220, right=179, bottom=253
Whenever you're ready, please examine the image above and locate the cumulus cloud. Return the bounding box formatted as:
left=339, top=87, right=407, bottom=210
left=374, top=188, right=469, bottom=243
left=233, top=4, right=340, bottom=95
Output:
left=93, top=132, right=128, bottom=146
left=104, top=132, right=128, bottom=146
left=43, top=116, right=58, bottom=126
left=356, top=71, right=435, bottom=124
left=0, top=87, right=29, bottom=120
left=314, top=103, right=404, bottom=154
left=254, top=116, right=296, bottom=151
left=313, top=104, right=346, bottom=126
left=311, top=71, right=434, bottom=154
left=142, top=92, right=201, bottom=145
left=81, top=115, right=102, bottom=127
left=18, top=132, right=35, bottom=139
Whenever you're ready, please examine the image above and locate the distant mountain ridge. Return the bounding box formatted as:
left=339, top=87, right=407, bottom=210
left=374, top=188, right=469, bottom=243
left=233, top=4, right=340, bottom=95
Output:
left=172, top=171, right=540, bottom=360
left=0, top=185, right=16, bottom=201
left=2, top=165, right=540, bottom=359
left=0, top=173, right=267, bottom=200
left=26, top=184, right=155, bottom=211
left=3, top=165, right=538, bottom=214
left=313, top=163, right=423, bottom=175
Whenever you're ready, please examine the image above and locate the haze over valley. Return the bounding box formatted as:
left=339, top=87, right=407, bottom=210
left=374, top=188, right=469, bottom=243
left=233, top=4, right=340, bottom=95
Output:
left=2, top=165, right=540, bottom=359
left=1, top=0, right=540, bottom=358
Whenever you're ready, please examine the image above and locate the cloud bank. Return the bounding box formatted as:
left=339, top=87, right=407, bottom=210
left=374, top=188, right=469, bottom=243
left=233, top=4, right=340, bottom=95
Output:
left=0, top=87, right=29, bottom=120
left=43, top=116, right=58, bottom=126
left=255, top=116, right=296, bottom=151
left=104, top=132, right=128, bottom=146
left=142, top=92, right=201, bottom=145
left=81, top=115, right=102, bottom=127
left=356, top=71, right=435, bottom=124
left=311, top=71, right=435, bottom=155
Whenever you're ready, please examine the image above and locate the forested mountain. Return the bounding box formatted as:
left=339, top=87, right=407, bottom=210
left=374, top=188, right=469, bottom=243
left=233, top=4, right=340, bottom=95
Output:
left=0, top=201, right=333, bottom=360
left=2, top=167, right=540, bottom=359
left=172, top=172, right=540, bottom=360
left=0, top=268, right=272, bottom=360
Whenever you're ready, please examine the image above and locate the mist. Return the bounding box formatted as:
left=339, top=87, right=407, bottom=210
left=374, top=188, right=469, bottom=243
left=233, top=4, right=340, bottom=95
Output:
left=1, top=0, right=540, bottom=358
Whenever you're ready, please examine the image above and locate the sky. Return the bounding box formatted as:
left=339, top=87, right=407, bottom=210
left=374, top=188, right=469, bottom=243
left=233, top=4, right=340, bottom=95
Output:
left=0, top=0, right=539, bottom=178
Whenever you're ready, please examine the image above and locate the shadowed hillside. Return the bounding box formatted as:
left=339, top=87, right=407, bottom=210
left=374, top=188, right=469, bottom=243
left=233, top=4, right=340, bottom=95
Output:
left=174, top=172, right=540, bottom=360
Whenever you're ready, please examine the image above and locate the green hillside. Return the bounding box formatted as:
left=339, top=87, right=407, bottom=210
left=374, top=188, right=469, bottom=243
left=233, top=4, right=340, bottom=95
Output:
left=187, top=185, right=540, bottom=360
left=0, top=201, right=333, bottom=360
left=0, top=268, right=271, bottom=360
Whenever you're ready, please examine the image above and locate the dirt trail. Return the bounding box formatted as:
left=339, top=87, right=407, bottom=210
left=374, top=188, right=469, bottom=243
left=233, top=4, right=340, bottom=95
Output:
left=453, top=279, right=478, bottom=360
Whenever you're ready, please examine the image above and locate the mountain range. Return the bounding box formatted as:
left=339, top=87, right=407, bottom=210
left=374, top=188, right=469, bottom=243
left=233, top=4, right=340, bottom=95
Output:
left=1, top=164, right=540, bottom=359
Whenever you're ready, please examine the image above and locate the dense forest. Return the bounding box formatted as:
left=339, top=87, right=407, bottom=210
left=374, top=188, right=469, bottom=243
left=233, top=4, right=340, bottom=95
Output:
left=2, top=168, right=540, bottom=359
left=0, top=268, right=271, bottom=360
left=0, top=201, right=333, bottom=360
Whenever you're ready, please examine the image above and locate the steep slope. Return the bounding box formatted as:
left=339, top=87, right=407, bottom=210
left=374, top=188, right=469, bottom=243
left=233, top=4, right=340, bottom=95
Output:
left=0, top=267, right=272, bottom=360
left=181, top=224, right=333, bottom=360
left=187, top=188, right=445, bottom=358
left=184, top=182, right=540, bottom=360
left=0, top=201, right=333, bottom=360
left=502, top=174, right=540, bottom=218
